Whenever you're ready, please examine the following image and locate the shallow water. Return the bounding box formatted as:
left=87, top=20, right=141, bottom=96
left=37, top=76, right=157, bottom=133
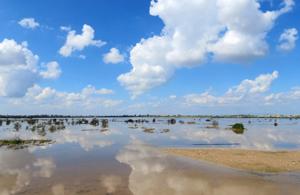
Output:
left=0, top=117, right=300, bottom=194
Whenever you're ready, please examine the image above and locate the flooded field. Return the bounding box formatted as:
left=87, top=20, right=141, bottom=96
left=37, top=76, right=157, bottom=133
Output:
left=1, top=117, right=300, bottom=195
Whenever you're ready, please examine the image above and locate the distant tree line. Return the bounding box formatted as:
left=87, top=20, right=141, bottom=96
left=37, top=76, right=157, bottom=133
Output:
left=0, top=114, right=299, bottom=119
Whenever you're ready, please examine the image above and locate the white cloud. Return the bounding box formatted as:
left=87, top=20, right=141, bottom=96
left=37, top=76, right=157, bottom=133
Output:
left=264, top=87, right=300, bottom=104
left=226, top=71, right=279, bottom=96
left=103, top=48, right=125, bottom=64
left=278, top=28, right=298, bottom=51
left=60, top=26, right=71, bottom=32
left=78, top=54, right=86, bottom=59
left=0, top=39, right=39, bottom=97
left=185, top=92, right=217, bottom=105
left=169, top=95, right=177, bottom=99
left=118, top=0, right=294, bottom=97
left=18, top=18, right=40, bottom=29
left=59, top=24, right=106, bottom=57
left=185, top=71, right=279, bottom=105
left=0, top=39, right=63, bottom=97
left=81, top=85, right=114, bottom=95
left=40, top=61, right=62, bottom=79
left=10, top=85, right=121, bottom=110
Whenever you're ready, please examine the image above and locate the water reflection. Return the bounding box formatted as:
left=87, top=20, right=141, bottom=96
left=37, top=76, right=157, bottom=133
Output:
left=117, top=140, right=300, bottom=195
left=0, top=117, right=300, bottom=194
left=0, top=149, right=56, bottom=194
left=51, top=184, right=64, bottom=195
left=100, top=175, right=123, bottom=194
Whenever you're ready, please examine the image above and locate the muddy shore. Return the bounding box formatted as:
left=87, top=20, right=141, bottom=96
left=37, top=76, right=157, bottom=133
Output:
left=164, top=148, right=300, bottom=173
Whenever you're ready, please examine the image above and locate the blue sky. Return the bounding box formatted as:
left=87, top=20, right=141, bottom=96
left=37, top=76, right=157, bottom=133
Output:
left=0, top=0, right=299, bottom=115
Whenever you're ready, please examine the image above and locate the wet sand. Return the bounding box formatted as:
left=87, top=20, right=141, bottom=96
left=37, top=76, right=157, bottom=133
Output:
left=164, top=148, right=300, bottom=173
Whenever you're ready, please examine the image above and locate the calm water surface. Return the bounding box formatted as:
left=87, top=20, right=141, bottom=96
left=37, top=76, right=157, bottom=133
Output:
left=1, top=117, right=300, bottom=194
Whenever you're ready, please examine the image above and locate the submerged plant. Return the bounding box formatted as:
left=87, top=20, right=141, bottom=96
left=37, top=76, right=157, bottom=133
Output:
left=143, top=127, right=155, bottom=133
left=101, top=119, right=109, bottom=128
left=168, top=118, right=176, bottom=125
left=212, top=120, right=219, bottom=128
left=27, top=118, right=38, bottom=125
left=231, top=123, right=245, bottom=134
left=90, top=118, right=100, bottom=126
left=14, top=122, right=21, bottom=131
left=0, top=139, right=53, bottom=149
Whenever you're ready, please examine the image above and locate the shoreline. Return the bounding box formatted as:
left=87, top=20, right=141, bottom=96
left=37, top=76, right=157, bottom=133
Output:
left=163, top=148, right=300, bottom=173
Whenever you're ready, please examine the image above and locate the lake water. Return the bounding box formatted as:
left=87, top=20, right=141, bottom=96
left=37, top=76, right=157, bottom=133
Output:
left=1, top=117, right=300, bottom=194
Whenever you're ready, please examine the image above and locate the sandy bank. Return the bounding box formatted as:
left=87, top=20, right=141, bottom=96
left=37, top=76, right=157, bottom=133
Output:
left=164, top=148, right=300, bottom=173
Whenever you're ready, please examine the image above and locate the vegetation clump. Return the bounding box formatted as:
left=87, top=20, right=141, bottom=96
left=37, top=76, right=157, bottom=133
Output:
left=125, top=119, right=149, bottom=123
left=14, top=122, right=22, bottom=131
left=90, top=118, right=100, bottom=126
left=231, top=123, right=245, bottom=134
left=207, top=120, right=219, bottom=129
left=0, top=139, right=53, bottom=149
left=168, top=118, right=176, bottom=125
left=125, top=119, right=134, bottom=123
left=160, top=129, right=170, bottom=133
left=187, top=121, right=196, bottom=124
left=48, top=125, right=57, bottom=133
left=77, top=118, right=89, bottom=125
left=212, top=120, right=219, bottom=128
left=143, top=127, right=155, bottom=133
left=27, top=118, right=38, bottom=125
left=101, top=119, right=109, bottom=128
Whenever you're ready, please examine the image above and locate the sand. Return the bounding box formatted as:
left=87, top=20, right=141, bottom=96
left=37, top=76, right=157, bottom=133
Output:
left=164, top=148, right=300, bottom=173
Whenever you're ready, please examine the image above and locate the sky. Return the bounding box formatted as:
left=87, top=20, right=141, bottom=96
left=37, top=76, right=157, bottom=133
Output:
left=0, top=0, right=299, bottom=115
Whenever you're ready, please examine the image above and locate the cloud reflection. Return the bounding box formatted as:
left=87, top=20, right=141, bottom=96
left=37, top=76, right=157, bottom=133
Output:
left=116, top=140, right=300, bottom=195
left=0, top=149, right=56, bottom=194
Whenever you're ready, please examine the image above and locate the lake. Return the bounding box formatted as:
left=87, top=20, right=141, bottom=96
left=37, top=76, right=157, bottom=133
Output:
left=1, top=117, right=300, bottom=194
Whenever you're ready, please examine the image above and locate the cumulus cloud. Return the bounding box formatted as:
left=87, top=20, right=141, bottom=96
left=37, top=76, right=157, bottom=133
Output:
left=81, top=85, right=114, bottom=95
left=40, top=61, right=62, bottom=79
left=18, top=18, right=40, bottom=29
left=103, top=48, right=125, bottom=64
left=264, top=87, right=300, bottom=104
left=0, top=39, right=62, bottom=98
left=9, top=84, right=121, bottom=112
left=278, top=28, right=298, bottom=51
left=59, top=24, right=106, bottom=57
left=185, top=71, right=279, bottom=105
left=118, top=0, right=294, bottom=97
left=0, top=39, right=39, bottom=97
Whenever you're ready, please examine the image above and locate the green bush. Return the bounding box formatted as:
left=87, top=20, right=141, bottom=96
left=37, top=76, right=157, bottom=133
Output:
left=231, top=123, right=245, bottom=134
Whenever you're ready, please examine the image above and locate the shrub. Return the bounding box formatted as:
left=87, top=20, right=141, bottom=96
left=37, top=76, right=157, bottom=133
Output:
left=231, top=123, right=245, bottom=134
left=14, top=122, right=21, bottom=131
left=212, top=120, right=219, bottom=128
left=90, top=118, right=100, bottom=126
left=101, top=119, right=109, bottom=128
left=168, top=118, right=176, bottom=124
